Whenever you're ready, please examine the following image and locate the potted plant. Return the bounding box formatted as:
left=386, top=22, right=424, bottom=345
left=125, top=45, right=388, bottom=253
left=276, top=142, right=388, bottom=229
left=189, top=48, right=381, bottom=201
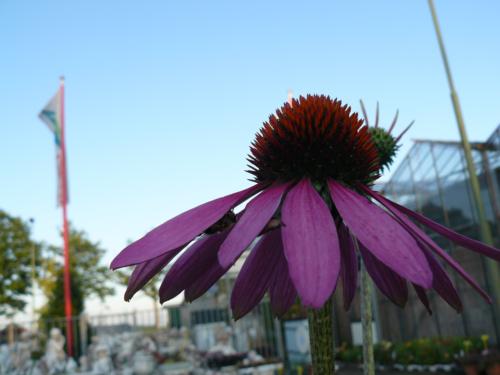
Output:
left=483, top=351, right=500, bottom=375
left=458, top=353, right=481, bottom=375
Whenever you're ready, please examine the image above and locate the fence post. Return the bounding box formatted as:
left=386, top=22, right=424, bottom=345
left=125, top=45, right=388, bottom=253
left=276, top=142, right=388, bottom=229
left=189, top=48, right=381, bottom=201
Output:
left=133, top=310, right=138, bottom=328
left=154, top=302, right=160, bottom=330
left=274, top=318, right=285, bottom=359
left=79, top=313, right=88, bottom=356
left=7, top=321, right=15, bottom=347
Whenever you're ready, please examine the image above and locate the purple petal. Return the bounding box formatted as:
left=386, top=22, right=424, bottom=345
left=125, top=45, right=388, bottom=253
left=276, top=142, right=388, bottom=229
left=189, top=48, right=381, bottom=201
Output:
left=269, top=244, right=297, bottom=317
left=159, top=231, right=228, bottom=303
left=125, top=248, right=182, bottom=301
left=231, top=230, right=282, bottom=320
left=328, top=180, right=432, bottom=289
left=337, top=222, right=358, bottom=310
left=413, top=284, right=432, bottom=314
left=362, top=186, right=491, bottom=303
left=422, top=246, right=463, bottom=312
left=184, top=262, right=227, bottom=302
left=218, top=183, right=289, bottom=268
left=388, top=199, right=500, bottom=261
left=358, top=242, right=408, bottom=307
left=281, top=179, right=341, bottom=308
left=111, top=184, right=261, bottom=269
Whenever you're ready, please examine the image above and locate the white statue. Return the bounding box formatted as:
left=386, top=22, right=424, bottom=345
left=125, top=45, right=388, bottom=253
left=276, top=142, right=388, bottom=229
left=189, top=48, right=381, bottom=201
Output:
left=86, top=335, right=100, bottom=366
left=0, top=344, right=12, bottom=374
left=208, top=325, right=236, bottom=355
left=137, top=335, right=155, bottom=353
left=114, top=332, right=136, bottom=368
left=91, top=344, right=114, bottom=374
left=66, top=357, right=78, bottom=373
left=79, top=355, right=90, bottom=372
left=132, top=349, right=156, bottom=375
left=11, top=343, right=32, bottom=373
left=43, top=328, right=66, bottom=374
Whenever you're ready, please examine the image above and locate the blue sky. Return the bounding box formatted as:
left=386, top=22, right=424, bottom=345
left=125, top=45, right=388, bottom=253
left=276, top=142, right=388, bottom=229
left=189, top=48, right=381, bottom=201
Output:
left=1, top=1, right=499, bottom=313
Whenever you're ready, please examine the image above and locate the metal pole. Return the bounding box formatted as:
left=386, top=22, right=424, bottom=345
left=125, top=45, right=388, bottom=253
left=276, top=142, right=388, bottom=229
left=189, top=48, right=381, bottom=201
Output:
left=480, top=150, right=500, bottom=239
left=427, top=0, right=500, bottom=342
left=59, top=76, right=74, bottom=356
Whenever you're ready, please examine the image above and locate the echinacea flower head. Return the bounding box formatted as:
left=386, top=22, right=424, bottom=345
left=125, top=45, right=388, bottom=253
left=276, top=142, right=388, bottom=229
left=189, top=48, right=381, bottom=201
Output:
left=247, top=95, right=379, bottom=186
left=111, top=94, right=500, bottom=319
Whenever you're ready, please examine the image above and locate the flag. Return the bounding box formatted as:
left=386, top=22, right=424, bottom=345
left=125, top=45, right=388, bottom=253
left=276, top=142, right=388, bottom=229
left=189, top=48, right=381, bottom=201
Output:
left=39, top=89, right=68, bottom=206
left=39, top=80, right=75, bottom=356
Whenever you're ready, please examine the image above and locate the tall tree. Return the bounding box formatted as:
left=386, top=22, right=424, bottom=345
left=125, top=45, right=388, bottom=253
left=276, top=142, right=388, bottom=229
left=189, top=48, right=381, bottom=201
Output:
left=39, top=225, right=115, bottom=313
left=41, top=268, right=84, bottom=319
left=39, top=268, right=87, bottom=359
left=0, top=210, right=40, bottom=316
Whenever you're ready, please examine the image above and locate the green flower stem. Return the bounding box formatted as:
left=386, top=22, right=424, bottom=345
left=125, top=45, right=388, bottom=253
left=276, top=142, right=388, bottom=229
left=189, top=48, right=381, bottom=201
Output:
left=307, top=296, right=335, bottom=374
left=360, top=260, right=375, bottom=375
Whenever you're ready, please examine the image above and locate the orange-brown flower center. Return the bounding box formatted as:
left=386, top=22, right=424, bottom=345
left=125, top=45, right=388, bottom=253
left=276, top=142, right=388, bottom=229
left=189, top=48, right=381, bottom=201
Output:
left=247, top=95, right=380, bottom=186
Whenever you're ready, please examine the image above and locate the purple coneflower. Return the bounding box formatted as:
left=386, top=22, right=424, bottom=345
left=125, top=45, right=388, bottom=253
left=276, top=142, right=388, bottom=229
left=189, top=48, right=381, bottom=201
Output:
left=111, top=94, right=500, bottom=319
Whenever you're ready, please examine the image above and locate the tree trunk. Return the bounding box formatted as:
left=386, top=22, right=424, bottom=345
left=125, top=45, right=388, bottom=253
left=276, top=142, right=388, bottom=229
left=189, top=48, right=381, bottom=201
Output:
left=153, top=299, right=160, bottom=329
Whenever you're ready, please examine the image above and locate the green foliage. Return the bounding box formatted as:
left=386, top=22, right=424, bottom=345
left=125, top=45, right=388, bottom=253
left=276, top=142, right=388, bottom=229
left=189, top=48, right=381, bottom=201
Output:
left=336, top=342, right=362, bottom=363
left=0, top=211, right=112, bottom=319
left=337, top=336, right=489, bottom=365
left=40, top=267, right=84, bottom=319
left=392, top=341, right=414, bottom=365
left=374, top=341, right=394, bottom=365
left=391, top=338, right=454, bottom=365
left=0, top=210, right=40, bottom=315
left=40, top=225, right=114, bottom=305
left=38, top=268, right=91, bottom=359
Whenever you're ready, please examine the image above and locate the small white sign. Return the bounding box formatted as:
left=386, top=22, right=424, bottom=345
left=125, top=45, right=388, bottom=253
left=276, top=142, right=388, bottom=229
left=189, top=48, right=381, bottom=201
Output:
left=351, top=321, right=378, bottom=346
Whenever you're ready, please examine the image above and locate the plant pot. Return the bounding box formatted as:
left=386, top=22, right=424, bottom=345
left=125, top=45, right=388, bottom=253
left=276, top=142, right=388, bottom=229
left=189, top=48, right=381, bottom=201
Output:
left=486, top=363, right=500, bottom=375
left=484, top=351, right=500, bottom=375
left=459, top=353, right=481, bottom=375
left=463, top=364, right=480, bottom=375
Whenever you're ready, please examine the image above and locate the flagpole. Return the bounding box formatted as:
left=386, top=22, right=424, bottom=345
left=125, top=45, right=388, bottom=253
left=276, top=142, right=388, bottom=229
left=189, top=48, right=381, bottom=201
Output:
left=59, top=76, right=74, bottom=357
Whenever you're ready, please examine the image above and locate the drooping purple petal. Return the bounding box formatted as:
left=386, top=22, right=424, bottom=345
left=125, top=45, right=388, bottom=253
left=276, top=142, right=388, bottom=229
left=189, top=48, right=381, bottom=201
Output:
left=111, top=184, right=262, bottom=269
left=218, top=183, right=289, bottom=269
left=388, top=199, right=500, bottom=261
left=184, top=262, right=227, bottom=302
left=281, top=179, right=341, bottom=308
left=422, top=245, right=463, bottom=312
left=159, top=231, right=228, bottom=303
left=337, top=222, right=358, bottom=310
left=362, top=186, right=490, bottom=304
left=125, top=247, right=182, bottom=301
left=231, top=230, right=282, bottom=320
left=269, top=244, right=297, bottom=317
left=328, top=180, right=432, bottom=289
left=413, top=285, right=432, bottom=314
left=358, top=242, right=408, bottom=307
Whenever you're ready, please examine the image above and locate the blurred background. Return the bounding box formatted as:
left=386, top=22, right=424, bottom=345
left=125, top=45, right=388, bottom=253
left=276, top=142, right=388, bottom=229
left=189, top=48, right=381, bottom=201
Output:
left=1, top=1, right=499, bottom=374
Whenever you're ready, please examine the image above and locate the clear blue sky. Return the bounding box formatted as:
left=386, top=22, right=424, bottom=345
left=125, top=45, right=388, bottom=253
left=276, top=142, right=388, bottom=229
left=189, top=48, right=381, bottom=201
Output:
left=1, top=1, right=499, bottom=284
